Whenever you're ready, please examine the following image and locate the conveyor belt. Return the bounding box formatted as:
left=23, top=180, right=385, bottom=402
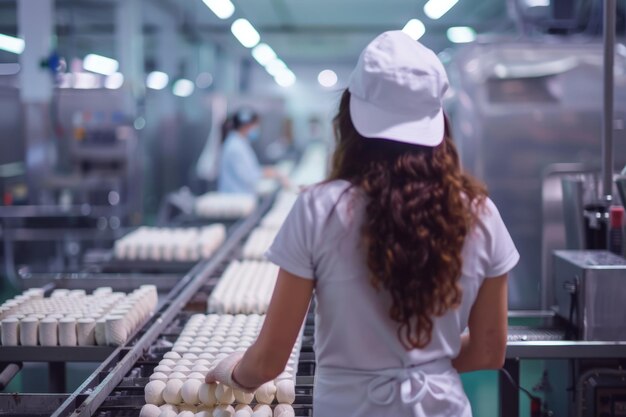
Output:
left=90, top=311, right=316, bottom=416
left=507, top=326, right=566, bottom=342
left=45, top=193, right=278, bottom=417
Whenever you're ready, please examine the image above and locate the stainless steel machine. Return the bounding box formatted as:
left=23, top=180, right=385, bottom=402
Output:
left=448, top=41, right=626, bottom=309
left=553, top=250, right=626, bottom=341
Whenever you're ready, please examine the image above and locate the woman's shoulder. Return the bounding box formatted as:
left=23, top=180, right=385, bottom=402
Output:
left=299, top=180, right=354, bottom=206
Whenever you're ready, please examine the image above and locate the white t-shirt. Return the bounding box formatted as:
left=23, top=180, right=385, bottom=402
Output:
left=266, top=180, right=519, bottom=416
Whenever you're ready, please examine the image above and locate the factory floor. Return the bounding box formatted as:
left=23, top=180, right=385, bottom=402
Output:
left=0, top=275, right=551, bottom=417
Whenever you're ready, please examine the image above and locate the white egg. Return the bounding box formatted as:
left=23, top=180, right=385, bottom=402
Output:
left=162, top=379, right=184, bottom=404
left=181, top=379, right=202, bottom=405
left=144, top=380, right=166, bottom=405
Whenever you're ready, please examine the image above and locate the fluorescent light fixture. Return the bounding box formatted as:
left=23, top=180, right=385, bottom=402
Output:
left=105, top=72, right=124, bottom=89
left=274, top=68, right=296, bottom=88
left=447, top=26, right=476, bottom=43
left=318, top=69, right=338, bottom=88
left=0, top=33, right=25, bottom=54
left=147, top=71, right=169, bottom=90
left=402, top=19, right=426, bottom=41
left=196, top=72, right=213, bottom=89
left=252, top=43, right=277, bottom=66
left=525, top=0, right=550, bottom=6
left=173, top=78, right=194, bottom=97
left=0, top=63, right=20, bottom=75
left=201, top=0, right=235, bottom=19
left=265, top=58, right=287, bottom=77
left=231, top=18, right=261, bottom=49
left=424, top=0, right=459, bottom=20
left=83, top=54, right=119, bottom=76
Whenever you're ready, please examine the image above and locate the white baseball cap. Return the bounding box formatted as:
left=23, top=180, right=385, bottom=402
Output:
left=348, top=31, right=449, bottom=147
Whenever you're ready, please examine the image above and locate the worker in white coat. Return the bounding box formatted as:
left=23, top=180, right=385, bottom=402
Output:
left=217, top=108, right=288, bottom=194
left=207, top=31, right=519, bottom=417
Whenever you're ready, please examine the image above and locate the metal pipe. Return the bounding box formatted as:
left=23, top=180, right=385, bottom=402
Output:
left=0, top=362, right=23, bottom=390
left=602, top=0, right=616, bottom=201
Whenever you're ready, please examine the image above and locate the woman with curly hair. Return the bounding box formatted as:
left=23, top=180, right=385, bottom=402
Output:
left=208, top=31, right=519, bottom=417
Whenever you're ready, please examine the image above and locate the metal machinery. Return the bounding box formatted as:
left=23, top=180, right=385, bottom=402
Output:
left=446, top=3, right=626, bottom=415
left=447, top=41, right=626, bottom=310
left=553, top=251, right=626, bottom=341
left=0, top=85, right=144, bottom=287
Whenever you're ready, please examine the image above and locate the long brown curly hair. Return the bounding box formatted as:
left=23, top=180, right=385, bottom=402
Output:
left=329, top=90, right=488, bottom=349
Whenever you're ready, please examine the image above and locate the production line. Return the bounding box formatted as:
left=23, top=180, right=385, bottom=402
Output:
left=4, top=176, right=625, bottom=417
left=0, top=149, right=323, bottom=416
left=3, top=0, right=626, bottom=415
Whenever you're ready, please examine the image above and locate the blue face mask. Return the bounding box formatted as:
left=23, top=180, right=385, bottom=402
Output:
left=247, top=126, right=261, bottom=142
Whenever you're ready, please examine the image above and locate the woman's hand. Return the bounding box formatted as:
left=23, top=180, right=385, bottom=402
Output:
left=205, top=351, right=258, bottom=393
left=206, top=269, right=313, bottom=390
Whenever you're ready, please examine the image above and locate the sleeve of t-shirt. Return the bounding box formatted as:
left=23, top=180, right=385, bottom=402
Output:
left=265, top=192, right=316, bottom=280
left=484, top=199, right=520, bottom=278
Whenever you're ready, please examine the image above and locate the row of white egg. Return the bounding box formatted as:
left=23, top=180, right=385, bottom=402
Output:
left=195, top=193, right=258, bottom=220
left=241, top=228, right=279, bottom=261
left=288, top=144, right=328, bottom=187
left=114, top=225, right=226, bottom=262
left=0, top=288, right=112, bottom=319
left=156, top=315, right=298, bottom=380
left=145, top=314, right=301, bottom=408
left=139, top=403, right=295, bottom=417
left=144, top=378, right=296, bottom=409
left=258, top=192, right=297, bottom=230
left=207, top=262, right=279, bottom=315
left=0, top=285, right=157, bottom=346
left=0, top=295, right=124, bottom=320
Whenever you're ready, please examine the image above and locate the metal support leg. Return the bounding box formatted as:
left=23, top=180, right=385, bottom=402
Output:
left=500, top=359, right=520, bottom=417
left=49, top=362, right=66, bottom=393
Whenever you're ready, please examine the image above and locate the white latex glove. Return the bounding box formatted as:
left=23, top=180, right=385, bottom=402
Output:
left=205, top=351, right=258, bottom=393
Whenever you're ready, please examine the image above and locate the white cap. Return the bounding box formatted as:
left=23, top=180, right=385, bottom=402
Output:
left=348, top=31, right=449, bottom=147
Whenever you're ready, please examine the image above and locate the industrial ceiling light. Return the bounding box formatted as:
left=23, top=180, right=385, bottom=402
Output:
left=172, top=78, right=194, bottom=97
left=318, top=69, right=338, bottom=88
left=424, top=0, right=459, bottom=20
left=524, top=0, right=550, bottom=6
left=275, top=68, right=296, bottom=88
left=252, top=43, right=277, bottom=66
left=83, top=54, right=119, bottom=76
left=446, top=26, right=476, bottom=43
left=0, top=33, right=25, bottom=54
left=265, top=58, right=287, bottom=77
left=231, top=18, right=261, bottom=49
left=146, top=71, right=169, bottom=90
left=202, top=0, right=235, bottom=20
left=402, top=19, right=426, bottom=41
left=105, top=72, right=124, bottom=89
